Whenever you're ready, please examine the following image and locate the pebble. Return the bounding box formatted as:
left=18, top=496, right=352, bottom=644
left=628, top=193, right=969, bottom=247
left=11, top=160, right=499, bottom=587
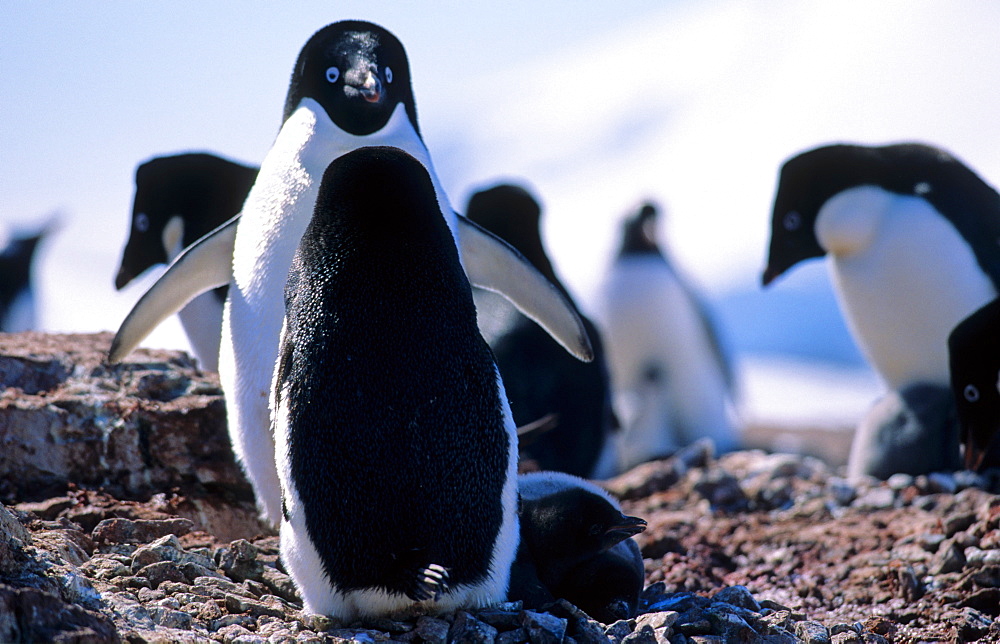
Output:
left=850, top=487, right=895, bottom=510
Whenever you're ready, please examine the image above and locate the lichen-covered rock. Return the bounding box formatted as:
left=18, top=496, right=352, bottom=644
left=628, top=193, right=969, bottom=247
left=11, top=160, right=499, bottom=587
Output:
left=0, top=332, right=244, bottom=501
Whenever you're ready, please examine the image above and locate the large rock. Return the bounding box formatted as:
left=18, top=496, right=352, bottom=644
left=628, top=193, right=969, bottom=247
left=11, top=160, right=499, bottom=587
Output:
left=0, top=332, right=245, bottom=501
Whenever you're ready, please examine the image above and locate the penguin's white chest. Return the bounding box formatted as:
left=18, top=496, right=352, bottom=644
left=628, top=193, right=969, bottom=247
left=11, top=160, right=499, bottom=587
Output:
left=819, top=187, right=997, bottom=389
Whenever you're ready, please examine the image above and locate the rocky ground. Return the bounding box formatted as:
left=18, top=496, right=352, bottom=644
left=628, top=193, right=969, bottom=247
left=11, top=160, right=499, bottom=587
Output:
left=1, top=332, right=999, bottom=643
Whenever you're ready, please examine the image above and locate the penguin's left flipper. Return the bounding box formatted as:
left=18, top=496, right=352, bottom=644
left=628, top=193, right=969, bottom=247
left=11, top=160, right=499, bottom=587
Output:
left=406, top=563, right=450, bottom=602
left=456, top=215, right=594, bottom=362
left=108, top=215, right=239, bottom=363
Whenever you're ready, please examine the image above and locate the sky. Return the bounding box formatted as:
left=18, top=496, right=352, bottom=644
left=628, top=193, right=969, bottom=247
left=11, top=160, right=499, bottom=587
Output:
left=4, top=1, right=1000, bottom=427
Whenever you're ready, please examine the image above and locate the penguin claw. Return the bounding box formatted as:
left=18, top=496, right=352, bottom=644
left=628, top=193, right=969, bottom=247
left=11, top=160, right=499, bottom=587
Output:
left=408, top=564, right=450, bottom=602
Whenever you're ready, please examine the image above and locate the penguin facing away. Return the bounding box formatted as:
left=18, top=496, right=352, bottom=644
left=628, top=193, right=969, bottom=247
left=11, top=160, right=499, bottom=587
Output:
left=115, top=153, right=258, bottom=371
left=595, top=202, right=738, bottom=473
left=763, top=142, right=1000, bottom=477
left=272, top=146, right=519, bottom=620
left=509, top=471, right=646, bottom=623
left=948, top=297, right=1000, bottom=471
left=0, top=222, right=56, bottom=332
left=109, top=20, right=592, bottom=527
left=466, top=184, right=617, bottom=479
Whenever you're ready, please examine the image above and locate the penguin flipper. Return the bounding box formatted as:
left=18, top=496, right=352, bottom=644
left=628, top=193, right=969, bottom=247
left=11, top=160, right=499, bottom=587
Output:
left=456, top=215, right=594, bottom=362
left=108, top=215, right=239, bottom=363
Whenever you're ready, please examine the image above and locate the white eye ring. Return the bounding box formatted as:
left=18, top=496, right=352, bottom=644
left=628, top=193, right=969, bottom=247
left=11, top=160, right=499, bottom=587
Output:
left=136, top=213, right=150, bottom=233
left=964, top=384, right=980, bottom=402
left=326, top=67, right=340, bottom=83
left=385, top=67, right=393, bottom=83
left=783, top=211, right=801, bottom=232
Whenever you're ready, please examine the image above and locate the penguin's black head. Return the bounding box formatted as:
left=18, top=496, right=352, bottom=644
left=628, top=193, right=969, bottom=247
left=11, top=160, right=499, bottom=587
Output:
left=618, top=202, right=662, bottom=257
left=0, top=228, right=50, bottom=305
left=949, top=297, right=1000, bottom=471
left=466, top=183, right=553, bottom=274
left=762, top=142, right=976, bottom=286
left=115, top=153, right=258, bottom=289
left=284, top=21, right=419, bottom=137
left=526, top=488, right=646, bottom=560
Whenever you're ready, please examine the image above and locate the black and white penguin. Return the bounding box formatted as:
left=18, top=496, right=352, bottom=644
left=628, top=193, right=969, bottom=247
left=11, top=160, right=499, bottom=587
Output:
left=948, top=297, right=1000, bottom=471
left=115, top=153, right=258, bottom=371
left=509, top=471, right=646, bottom=623
left=109, top=20, right=591, bottom=527
left=595, top=203, right=738, bottom=473
left=763, top=142, right=1000, bottom=477
left=466, top=184, right=617, bottom=479
left=272, top=146, right=519, bottom=620
left=0, top=222, right=55, bottom=332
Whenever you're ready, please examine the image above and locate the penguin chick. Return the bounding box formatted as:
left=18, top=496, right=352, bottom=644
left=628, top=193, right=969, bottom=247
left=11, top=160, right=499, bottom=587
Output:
left=949, top=297, right=1000, bottom=471
left=115, top=153, right=258, bottom=370
left=466, top=184, right=616, bottom=478
left=0, top=219, right=57, bottom=332
left=595, top=202, right=738, bottom=473
left=272, top=146, right=519, bottom=621
left=510, top=471, right=646, bottom=622
left=846, top=383, right=963, bottom=480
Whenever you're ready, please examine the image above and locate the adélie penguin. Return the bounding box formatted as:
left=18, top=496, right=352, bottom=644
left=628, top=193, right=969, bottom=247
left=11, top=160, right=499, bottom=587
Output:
left=509, top=471, right=646, bottom=623
left=595, top=202, right=738, bottom=473
left=763, top=142, right=1000, bottom=477
left=466, top=184, right=617, bottom=479
left=114, top=153, right=258, bottom=371
left=948, top=297, right=1000, bottom=471
left=272, top=146, right=519, bottom=620
left=0, top=220, right=57, bottom=332
left=107, top=21, right=592, bottom=527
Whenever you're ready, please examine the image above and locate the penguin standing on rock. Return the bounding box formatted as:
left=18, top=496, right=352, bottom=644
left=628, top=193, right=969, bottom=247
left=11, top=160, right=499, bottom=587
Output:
left=272, top=146, right=519, bottom=620
left=115, top=153, right=258, bottom=371
left=509, top=471, right=646, bottom=623
left=0, top=221, right=56, bottom=332
left=466, top=184, right=616, bottom=478
left=108, top=21, right=592, bottom=529
left=763, top=142, right=1000, bottom=478
left=948, top=297, right=1000, bottom=471
left=595, top=202, right=738, bottom=473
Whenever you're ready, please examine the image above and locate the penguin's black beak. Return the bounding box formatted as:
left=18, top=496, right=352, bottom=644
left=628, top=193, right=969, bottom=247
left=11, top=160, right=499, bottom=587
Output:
left=604, top=515, right=647, bottom=546
left=347, top=70, right=382, bottom=104
left=360, top=73, right=382, bottom=103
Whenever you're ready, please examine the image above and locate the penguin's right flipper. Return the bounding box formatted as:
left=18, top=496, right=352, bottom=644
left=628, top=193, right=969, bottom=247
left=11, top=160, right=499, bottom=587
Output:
left=108, top=215, right=239, bottom=363
left=456, top=215, right=594, bottom=362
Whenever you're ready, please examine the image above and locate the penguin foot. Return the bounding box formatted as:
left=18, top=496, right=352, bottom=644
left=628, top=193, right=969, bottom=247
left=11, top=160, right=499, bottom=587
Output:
left=407, top=564, right=450, bottom=602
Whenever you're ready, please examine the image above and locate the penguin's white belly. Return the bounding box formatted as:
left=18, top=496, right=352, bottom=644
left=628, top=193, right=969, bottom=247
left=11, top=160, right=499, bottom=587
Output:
left=219, top=100, right=453, bottom=526
left=597, top=257, right=736, bottom=470
left=826, top=195, right=997, bottom=389
left=177, top=290, right=223, bottom=371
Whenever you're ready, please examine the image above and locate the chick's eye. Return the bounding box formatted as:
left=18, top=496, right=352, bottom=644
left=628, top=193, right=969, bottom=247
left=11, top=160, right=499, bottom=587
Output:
left=135, top=213, right=150, bottom=232
left=964, top=384, right=980, bottom=402
left=385, top=67, right=393, bottom=83
left=783, top=211, right=801, bottom=232
left=326, top=67, right=340, bottom=83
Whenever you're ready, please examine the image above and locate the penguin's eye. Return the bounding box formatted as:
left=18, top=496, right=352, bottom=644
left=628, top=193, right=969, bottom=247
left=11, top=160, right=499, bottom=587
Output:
left=783, top=211, right=801, bottom=232
left=964, top=384, right=980, bottom=403
left=588, top=523, right=603, bottom=537
left=326, top=67, right=340, bottom=83
left=385, top=67, right=393, bottom=84
left=135, top=213, right=150, bottom=233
